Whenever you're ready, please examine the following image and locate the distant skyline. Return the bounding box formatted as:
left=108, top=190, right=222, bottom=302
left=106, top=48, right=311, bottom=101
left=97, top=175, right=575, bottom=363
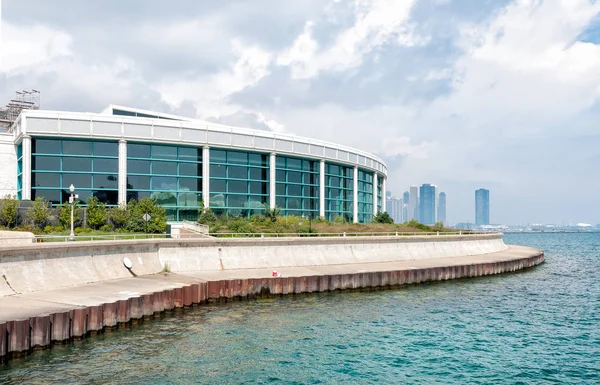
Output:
left=1, top=0, right=599, bottom=224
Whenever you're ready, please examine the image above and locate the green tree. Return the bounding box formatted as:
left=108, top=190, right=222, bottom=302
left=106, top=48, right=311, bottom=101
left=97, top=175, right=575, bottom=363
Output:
left=86, top=196, right=107, bottom=229
left=26, top=196, right=51, bottom=229
left=108, top=206, right=130, bottom=229
left=373, top=211, right=394, bottom=224
left=198, top=207, right=217, bottom=225
left=434, top=221, right=445, bottom=230
left=0, top=195, right=19, bottom=228
left=126, top=198, right=167, bottom=233
left=58, top=200, right=82, bottom=228
left=262, top=203, right=280, bottom=222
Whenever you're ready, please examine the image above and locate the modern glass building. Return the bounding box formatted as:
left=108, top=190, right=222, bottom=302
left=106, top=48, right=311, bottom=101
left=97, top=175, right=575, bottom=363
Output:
left=475, top=188, right=490, bottom=226
left=0, top=105, right=387, bottom=222
left=418, top=183, right=437, bottom=225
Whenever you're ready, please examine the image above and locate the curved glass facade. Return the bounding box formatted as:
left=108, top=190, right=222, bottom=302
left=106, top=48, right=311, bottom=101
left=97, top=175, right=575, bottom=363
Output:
left=126, top=142, right=202, bottom=221
left=25, top=136, right=385, bottom=222
left=31, top=138, right=119, bottom=205
left=357, top=170, right=374, bottom=223
left=275, top=155, right=319, bottom=218
left=325, top=163, right=354, bottom=222
left=209, top=149, right=269, bottom=218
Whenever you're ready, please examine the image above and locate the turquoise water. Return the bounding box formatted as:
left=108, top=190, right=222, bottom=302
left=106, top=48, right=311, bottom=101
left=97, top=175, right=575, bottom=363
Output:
left=1, top=233, right=599, bottom=384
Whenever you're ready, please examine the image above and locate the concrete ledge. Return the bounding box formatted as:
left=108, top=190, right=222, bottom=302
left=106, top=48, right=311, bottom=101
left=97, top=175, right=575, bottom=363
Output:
left=0, top=244, right=543, bottom=364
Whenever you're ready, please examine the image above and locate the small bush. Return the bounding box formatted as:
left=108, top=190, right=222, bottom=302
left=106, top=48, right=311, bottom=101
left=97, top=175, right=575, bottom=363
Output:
left=100, top=224, right=114, bottom=232
left=43, top=225, right=54, bottom=234
left=26, top=197, right=51, bottom=229
left=0, top=195, right=19, bottom=228
left=86, top=196, right=108, bottom=229
left=198, top=208, right=217, bottom=225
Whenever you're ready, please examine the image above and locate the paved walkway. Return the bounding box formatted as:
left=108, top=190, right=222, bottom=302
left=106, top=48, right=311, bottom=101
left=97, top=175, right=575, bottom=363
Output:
left=0, top=244, right=541, bottom=323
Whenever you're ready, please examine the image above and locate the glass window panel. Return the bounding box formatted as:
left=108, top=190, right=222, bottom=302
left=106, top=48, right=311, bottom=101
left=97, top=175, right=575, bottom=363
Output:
left=329, top=188, right=341, bottom=199
left=94, top=142, right=118, bottom=157
left=178, top=192, right=201, bottom=207
left=33, top=156, right=60, bottom=171
left=276, top=157, right=286, bottom=168
left=94, top=158, right=118, bottom=173
left=179, top=177, right=201, bottom=192
left=128, top=143, right=151, bottom=158
left=249, top=182, right=267, bottom=195
left=63, top=140, right=91, bottom=155
left=33, top=139, right=60, bottom=154
left=308, top=173, right=318, bottom=185
left=210, top=149, right=227, bottom=163
left=275, top=170, right=286, bottom=182
left=288, top=171, right=302, bottom=184
left=287, top=158, right=302, bottom=170
left=63, top=158, right=92, bottom=172
left=152, top=161, right=177, bottom=175
left=63, top=173, right=92, bottom=188
left=210, top=164, right=226, bottom=178
left=227, top=151, right=247, bottom=165
left=33, top=189, right=61, bottom=204
left=93, top=190, right=118, bottom=205
left=329, top=177, right=340, bottom=188
left=276, top=183, right=286, bottom=195
left=152, top=145, right=178, bottom=160
left=127, top=175, right=150, bottom=190
left=345, top=168, right=354, bottom=178
left=74, top=189, right=92, bottom=203
left=303, top=198, right=315, bottom=210
left=152, top=192, right=177, bottom=206
left=152, top=176, right=177, bottom=190
left=128, top=159, right=150, bottom=174
left=228, top=166, right=247, bottom=179
left=249, top=153, right=266, bottom=166
left=128, top=191, right=150, bottom=200
left=210, top=178, right=226, bottom=192
left=228, top=180, right=247, bottom=194
left=276, top=196, right=286, bottom=208
left=93, top=174, right=118, bottom=189
left=228, top=194, right=247, bottom=208
left=288, top=198, right=301, bottom=209
left=288, top=184, right=302, bottom=197
left=328, top=165, right=339, bottom=175
left=179, top=147, right=201, bottom=162
left=250, top=167, right=267, bottom=181
left=32, top=173, right=60, bottom=188
left=179, top=162, right=201, bottom=177
left=210, top=193, right=225, bottom=207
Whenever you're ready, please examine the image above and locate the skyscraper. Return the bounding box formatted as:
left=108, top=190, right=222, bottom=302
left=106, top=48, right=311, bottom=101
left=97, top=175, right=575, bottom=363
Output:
left=409, top=186, right=418, bottom=221
left=386, top=196, right=403, bottom=223
left=438, top=192, right=446, bottom=224
left=419, top=184, right=437, bottom=225
left=475, top=188, right=490, bottom=226
left=403, top=191, right=410, bottom=222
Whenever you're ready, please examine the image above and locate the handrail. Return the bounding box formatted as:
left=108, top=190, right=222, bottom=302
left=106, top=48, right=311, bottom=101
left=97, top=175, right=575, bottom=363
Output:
left=0, top=230, right=496, bottom=244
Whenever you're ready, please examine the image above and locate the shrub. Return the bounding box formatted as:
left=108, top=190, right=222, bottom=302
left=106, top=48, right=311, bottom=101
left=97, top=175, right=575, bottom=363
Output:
left=373, top=211, right=394, bottom=224
left=225, top=218, right=256, bottom=234
left=126, top=198, right=167, bottom=233
left=43, top=225, right=54, bottom=234
left=100, top=223, right=114, bottom=232
left=0, top=195, right=19, bottom=228
left=332, top=215, right=346, bottom=224
left=108, top=206, right=130, bottom=229
left=26, top=197, right=51, bottom=229
left=262, top=203, right=280, bottom=222
left=58, top=200, right=82, bottom=228
left=86, top=196, right=107, bottom=229
left=198, top=207, right=217, bottom=225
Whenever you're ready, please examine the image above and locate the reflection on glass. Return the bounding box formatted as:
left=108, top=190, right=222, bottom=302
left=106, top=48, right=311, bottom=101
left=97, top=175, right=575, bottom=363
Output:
left=63, top=158, right=92, bottom=172
left=33, top=139, right=61, bottom=154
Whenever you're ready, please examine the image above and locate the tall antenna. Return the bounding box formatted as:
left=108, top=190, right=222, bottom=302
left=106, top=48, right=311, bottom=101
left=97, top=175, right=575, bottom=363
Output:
left=0, top=90, right=40, bottom=131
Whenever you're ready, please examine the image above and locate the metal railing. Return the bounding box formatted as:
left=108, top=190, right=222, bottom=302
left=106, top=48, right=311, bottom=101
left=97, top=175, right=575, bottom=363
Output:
left=0, top=230, right=490, bottom=244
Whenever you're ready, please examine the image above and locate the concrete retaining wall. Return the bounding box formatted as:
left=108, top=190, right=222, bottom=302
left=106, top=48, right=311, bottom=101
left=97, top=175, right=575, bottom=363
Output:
left=0, top=251, right=545, bottom=364
left=0, top=234, right=508, bottom=295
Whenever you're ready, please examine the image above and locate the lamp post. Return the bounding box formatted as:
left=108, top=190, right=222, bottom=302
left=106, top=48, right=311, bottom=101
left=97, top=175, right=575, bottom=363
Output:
left=69, top=184, right=78, bottom=241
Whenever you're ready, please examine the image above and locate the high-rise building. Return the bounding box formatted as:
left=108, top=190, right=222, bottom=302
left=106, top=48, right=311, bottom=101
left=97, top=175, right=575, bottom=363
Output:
left=475, top=189, right=490, bottom=226
left=409, top=186, right=418, bottom=221
left=419, top=184, right=437, bottom=225
left=438, top=192, right=446, bottom=224
left=386, top=196, right=403, bottom=223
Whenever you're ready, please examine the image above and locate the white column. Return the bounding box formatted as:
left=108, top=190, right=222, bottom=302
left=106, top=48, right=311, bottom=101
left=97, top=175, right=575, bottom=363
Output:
left=21, top=135, right=32, bottom=200
left=202, top=146, right=210, bottom=208
left=319, top=160, right=325, bottom=218
left=118, top=139, right=127, bottom=206
left=382, top=177, right=387, bottom=213
left=353, top=166, right=358, bottom=223
left=269, top=153, right=276, bottom=209
left=373, top=172, right=378, bottom=216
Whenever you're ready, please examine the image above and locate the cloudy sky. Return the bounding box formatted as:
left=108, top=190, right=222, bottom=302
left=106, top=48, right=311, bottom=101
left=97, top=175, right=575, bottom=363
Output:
left=1, top=0, right=599, bottom=225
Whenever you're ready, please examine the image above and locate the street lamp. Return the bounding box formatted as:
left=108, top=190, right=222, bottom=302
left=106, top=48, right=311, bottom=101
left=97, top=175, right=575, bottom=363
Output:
left=69, top=184, right=78, bottom=241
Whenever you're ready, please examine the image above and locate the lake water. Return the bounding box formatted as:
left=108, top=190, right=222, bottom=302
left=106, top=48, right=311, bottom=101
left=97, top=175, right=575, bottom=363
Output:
left=1, top=233, right=599, bottom=384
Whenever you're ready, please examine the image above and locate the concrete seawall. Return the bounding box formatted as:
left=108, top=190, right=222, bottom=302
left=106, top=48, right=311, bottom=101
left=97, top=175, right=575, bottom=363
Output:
left=0, top=233, right=543, bottom=363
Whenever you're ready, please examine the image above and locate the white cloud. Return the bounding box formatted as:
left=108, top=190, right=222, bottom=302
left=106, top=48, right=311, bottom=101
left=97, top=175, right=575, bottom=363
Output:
left=277, top=0, right=420, bottom=79
left=0, top=21, right=72, bottom=73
